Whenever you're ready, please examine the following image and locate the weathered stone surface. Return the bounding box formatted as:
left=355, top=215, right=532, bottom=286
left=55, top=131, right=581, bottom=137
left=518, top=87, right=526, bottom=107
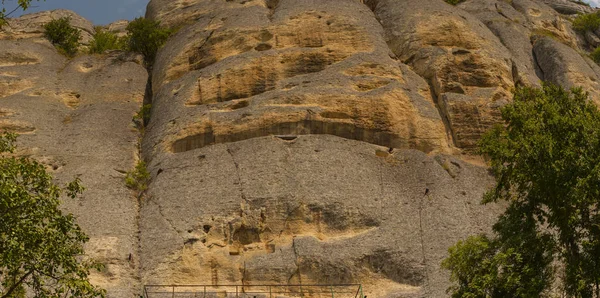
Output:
left=140, top=135, right=504, bottom=297
left=0, top=35, right=147, bottom=298
left=4, top=1, right=600, bottom=297
left=144, top=0, right=450, bottom=164
left=107, top=20, right=130, bottom=37
left=1, top=9, right=95, bottom=44
left=541, top=0, right=594, bottom=15
left=533, top=36, right=600, bottom=103
left=368, top=0, right=513, bottom=150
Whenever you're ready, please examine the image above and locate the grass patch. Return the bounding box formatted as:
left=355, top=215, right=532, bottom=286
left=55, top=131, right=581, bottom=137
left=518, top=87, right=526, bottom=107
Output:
left=572, top=12, right=600, bottom=33
left=591, top=47, right=600, bottom=64
left=89, top=27, right=127, bottom=54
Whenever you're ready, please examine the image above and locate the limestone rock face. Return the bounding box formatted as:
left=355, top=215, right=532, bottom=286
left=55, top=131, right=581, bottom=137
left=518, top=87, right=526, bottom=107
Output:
left=1, top=9, right=95, bottom=44
left=0, top=25, right=148, bottom=298
left=2, top=0, right=600, bottom=297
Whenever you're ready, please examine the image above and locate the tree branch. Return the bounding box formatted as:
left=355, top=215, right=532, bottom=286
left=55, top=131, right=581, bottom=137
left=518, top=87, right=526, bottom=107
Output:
left=1, top=270, right=32, bottom=298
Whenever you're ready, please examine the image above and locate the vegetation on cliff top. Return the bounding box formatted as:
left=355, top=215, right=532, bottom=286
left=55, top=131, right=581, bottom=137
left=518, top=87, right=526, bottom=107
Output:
left=44, top=16, right=81, bottom=57
left=444, top=84, right=600, bottom=297
left=125, top=17, right=172, bottom=67
left=0, top=132, right=105, bottom=298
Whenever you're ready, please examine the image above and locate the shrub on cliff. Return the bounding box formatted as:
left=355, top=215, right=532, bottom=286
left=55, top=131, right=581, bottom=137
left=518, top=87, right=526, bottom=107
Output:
left=591, top=46, right=600, bottom=64
left=0, top=132, right=105, bottom=298
left=89, top=27, right=127, bottom=54
left=44, top=17, right=81, bottom=57
left=445, top=0, right=465, bottom=5
left=444, top=84, right=600, bottom=297
left=125, top=17, right=172, bottom=68
left=572, top=12, right=600, bottom=33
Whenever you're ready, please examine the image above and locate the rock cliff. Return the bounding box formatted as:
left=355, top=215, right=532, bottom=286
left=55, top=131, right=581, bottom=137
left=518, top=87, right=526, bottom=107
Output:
left=0, top=0, right=598, bottom=297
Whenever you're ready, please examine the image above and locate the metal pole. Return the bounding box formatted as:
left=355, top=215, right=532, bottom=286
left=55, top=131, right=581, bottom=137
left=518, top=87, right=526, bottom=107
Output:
left=203, top=286, right=206, bottom=298
left=269, top=286, right=272, bottom=298
left=172, top=286, right=175, bottom=298
left=330, top=285, right=335, bottom=298
left=236, top=285, right=239, bottom=298
left=360, top=285, right=364, bottom=298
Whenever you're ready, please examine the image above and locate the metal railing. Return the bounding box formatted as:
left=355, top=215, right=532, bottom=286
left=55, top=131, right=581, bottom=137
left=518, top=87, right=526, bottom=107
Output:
left=143, top=284, right=365, bottom=298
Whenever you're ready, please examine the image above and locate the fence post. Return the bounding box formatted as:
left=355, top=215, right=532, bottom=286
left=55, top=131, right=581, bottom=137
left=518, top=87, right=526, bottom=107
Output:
left=203, top=286, right=206, bottom=298
left=172, top=286, right=175, bottom=298
left=236, top=285, right=239, bottom=298
left=269, top=286, right=272, bottom=298
left=360, top=285, right=364, bottom=298
left=330, top=285, right=335, bottom=298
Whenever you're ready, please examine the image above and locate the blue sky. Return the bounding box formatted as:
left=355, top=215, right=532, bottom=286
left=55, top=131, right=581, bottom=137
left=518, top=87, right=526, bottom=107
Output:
left=1, top=0, right=598, bottom=25
left=4, top=0, right=149, bottom=25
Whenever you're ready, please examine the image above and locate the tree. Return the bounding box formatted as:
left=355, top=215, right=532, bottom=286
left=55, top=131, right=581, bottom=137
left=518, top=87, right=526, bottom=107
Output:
left=0, top=132, right=105, bottom=298
left=0, top=0, right=43, bottom=27
left=443, top=84, right=600, bottom=297
left=43, top=17, right=81, bottom=57
left=125, top=17, right=172, bottom=68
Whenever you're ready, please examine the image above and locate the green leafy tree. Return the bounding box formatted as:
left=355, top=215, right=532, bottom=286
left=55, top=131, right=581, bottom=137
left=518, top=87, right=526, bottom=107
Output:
left=125, top=17, right=172, bottom=68
left=44, top=17, right=81, bottom=57
left=0, top=132, right=105, bottom=298
left=0, top=0, right=43, bottom=27
left=89, top=27, right=127, bottom=54
left=444, top=84, right=600, bottom=297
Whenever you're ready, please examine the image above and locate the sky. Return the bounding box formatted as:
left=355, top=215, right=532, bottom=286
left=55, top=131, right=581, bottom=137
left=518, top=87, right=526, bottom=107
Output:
left=4, top=0, right=149, bottom=25
left=1, top=0, right=599, bottom=25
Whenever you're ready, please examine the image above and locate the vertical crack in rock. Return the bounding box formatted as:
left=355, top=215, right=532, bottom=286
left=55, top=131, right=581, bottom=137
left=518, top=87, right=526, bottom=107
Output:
left=289, top=237, right=303, bottom=285
left=266, top=0, right=279, bottom=22
left=418, top=193, right=430, bottom=295
left=153, top=200, right=182, bottom=240
left=531, top=43, right=546, bottom=81
left=227, top=146, right=247, bottom=203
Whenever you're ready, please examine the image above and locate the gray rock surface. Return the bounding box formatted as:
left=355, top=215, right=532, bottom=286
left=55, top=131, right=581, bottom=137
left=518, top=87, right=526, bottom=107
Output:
left=0, top=36, right=147, bottom=297
left=2, top=1, right=600, bottom=297
left=1, top=9, right=95, bottom=44
left=140, top=135, right=504, bottom=297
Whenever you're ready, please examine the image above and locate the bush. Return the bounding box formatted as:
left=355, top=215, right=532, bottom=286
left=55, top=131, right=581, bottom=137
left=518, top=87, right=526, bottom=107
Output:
left=591, top=47, right=600, bottom=64
left=133, top=104, right=152, bottom=129
left=89, top=28, right=127, bottom=54
left=445, top=0, right=465, bottom=5
left=572, top=12, right=600, bottom=33
left=125, top=160, right=150, bottom=193
left=126, top=17, right=172, bottom=67
left=44, top=17, right=81, bottom=57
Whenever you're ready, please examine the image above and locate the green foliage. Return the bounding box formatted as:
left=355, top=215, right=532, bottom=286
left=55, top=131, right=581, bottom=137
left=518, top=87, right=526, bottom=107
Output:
left=0, top=132, right=105, bottom=298
left=444, top=84, right=600, bottom=297
left=0, top=0, right=43, bottom=28
left=43, top=17, right=81, bottom=57
left=125, top=160, right=150, bottom=193
left=133, top=104, right=152, bottom=129
left=572, top=12, right=600, bottom=33
left=445, top=0, right=465, bottom=5
left=591, top=47, right=600, bottom=64
left=125, top=17, right=172, bottom=67
left=89, top=28, right=127, bottom=54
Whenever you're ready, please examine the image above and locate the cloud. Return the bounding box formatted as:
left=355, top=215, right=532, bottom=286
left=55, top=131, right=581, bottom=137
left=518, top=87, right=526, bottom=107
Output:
left=586, top=0, right=600, bottom=7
